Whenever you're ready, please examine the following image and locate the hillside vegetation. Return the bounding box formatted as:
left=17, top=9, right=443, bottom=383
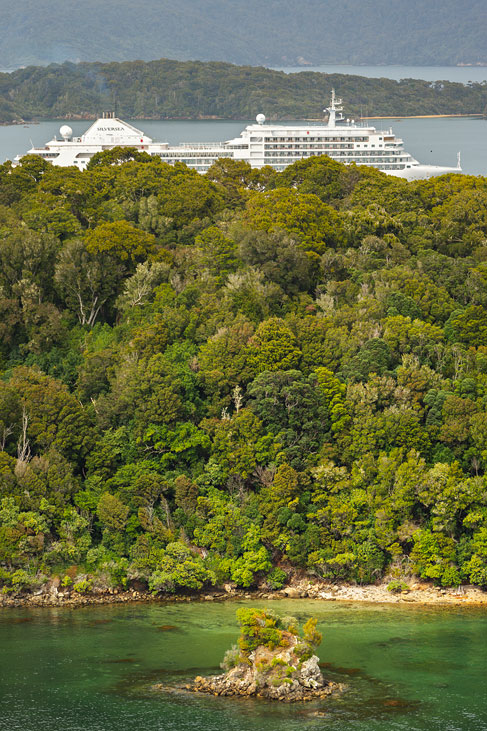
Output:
left=2, top=152, right=487, bottom=595
left=2, top=58, right=487, bottom=124
left=1, top=0, right=486, bottom=69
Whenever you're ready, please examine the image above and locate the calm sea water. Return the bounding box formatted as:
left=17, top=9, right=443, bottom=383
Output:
left=273, top=65, right=487, bottom=83
left=2, top=116, right=486, bottom=177
left=1, top=599, right=486, bottom=731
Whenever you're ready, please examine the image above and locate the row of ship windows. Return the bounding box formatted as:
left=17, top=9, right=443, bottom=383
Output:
left=271, top=163, right=404, bottom=171
left=262, top=145, right=403, bottom=151
left=262, top=146, right=403, bottom=152
left=181, top=160, right=407, bottom=170
left=263, top=151, right=408, bottom=159
left=157, top=152, right=233, bottom=159
left=264, top=154, right=409, bottom=163
left=161, top=159, right=217, bottom=166
left=370, top=164, right=407, bottom=169
left=250, top=136, right=371, bottom=143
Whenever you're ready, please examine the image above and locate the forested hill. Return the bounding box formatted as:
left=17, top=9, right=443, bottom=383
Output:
left=2, top=151, right=487, bottom=596
left=2, top=59, right=487, bottom=124
left=1, top=0, right=486, bottom=69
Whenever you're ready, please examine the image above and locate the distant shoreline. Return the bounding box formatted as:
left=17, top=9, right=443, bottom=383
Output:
left=361, top=113, right=485, bottom=119
left=3, top=112, right=485, bottom=129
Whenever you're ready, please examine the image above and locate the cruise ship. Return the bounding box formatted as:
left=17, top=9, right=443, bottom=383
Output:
left=15, top=91, right=461, bottom=181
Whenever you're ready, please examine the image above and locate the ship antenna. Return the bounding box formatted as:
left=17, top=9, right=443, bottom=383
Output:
left=324, top=87, right=343, bottom=129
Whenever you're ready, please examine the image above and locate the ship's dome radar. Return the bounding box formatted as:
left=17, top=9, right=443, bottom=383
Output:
left=60, top=125, right=73, bottom=140
left=256, top=113, right=266, bottom=125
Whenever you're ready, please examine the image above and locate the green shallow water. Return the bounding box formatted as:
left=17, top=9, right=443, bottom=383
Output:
left=1, top=599, right=486, bottom=730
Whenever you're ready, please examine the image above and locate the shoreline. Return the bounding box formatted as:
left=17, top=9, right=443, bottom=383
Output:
left=360, top=113, right=484, bottom=119
left=360, top=112, right=485, bottom=120
left=2, top=112, right=485, bottom=127
left=2, top=578, right=486, bottom=610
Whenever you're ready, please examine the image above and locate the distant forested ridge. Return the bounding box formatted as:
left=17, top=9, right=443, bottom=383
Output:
left=1, top=58, right=487, bottom=124
left=0, top=0, right=486, bottom=69
left=2, top=150, right=487, bottom=596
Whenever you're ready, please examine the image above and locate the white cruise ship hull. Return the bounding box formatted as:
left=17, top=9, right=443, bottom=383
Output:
left=388, top=163, right=461, bottom=180
left=14, top=99, right=462, bottom=181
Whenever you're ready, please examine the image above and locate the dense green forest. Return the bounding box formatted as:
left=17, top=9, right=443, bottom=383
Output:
left=2, top=58, right=487, bottom=125
left=1, top=0, right=486, bottom=69
left=2, top=149, right=487, bottom=597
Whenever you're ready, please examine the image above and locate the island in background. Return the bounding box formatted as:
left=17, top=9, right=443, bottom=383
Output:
left=2, top=58, right=487, bottom=124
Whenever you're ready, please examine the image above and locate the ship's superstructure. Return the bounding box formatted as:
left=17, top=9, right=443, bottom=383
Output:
left=14, top=96, right=461, bottom=180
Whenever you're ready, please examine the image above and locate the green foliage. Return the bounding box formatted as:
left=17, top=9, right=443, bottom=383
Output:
left=72, top=578, right=93, bottom=594
left=302, top=617, right=322, bottom=649
left=221, top=644, right=241, bottom=671
left=148, top=542, right=215, bottom=593
left=2, top=140, right=487, bottom=593
left=236, top=608, right=287, bottom=654
left=247, top=319, right=302, bottom=374
left=230, top=525, right=271, bottom=588
left=248, top=371, right=329, bottom=467
left=387, top=580, right=410, bottom=594
left=267, top=567, right=287, bottom=590
left=410, top=530, right=461, bottom=586
left=243, top=189, right=343, bottom=254
left=233, top=608, right=321, bottom=669
left=2, top=57, right=487, bottom=126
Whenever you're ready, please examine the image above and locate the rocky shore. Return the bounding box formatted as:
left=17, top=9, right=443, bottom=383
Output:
left=1, top=577, right=486, bottom=609
left=186, top=663, right=343, bottom=703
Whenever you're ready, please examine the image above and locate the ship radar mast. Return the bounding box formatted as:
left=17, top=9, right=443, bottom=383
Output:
left=325, top=88, right=343, bottom=129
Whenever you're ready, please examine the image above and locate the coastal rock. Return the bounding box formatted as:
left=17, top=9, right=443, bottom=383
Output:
left=186, top=608, right=343, bottom=703
left=190, top=659, right=340, bottom=702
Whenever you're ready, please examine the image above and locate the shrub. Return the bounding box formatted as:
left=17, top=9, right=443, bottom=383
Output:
left=236, top=608, right=285, bottom=653
left=73, top=579, right=93, bottom=594
left=387, top=580, right=410, bottom=593
left=148, top=542, right=215, bottom=593
left=267, top=567, right=287, bottom=590
left=221, top=644, right=241, bottom=671
left=302, top=617, right=322, bottom=649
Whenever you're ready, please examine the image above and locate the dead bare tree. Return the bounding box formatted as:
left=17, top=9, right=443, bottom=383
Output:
left=0, top=424, right=13, bottom=452
left=17, top=406, right=31, bottom=464
left=232, top=385, right=243, bottom=414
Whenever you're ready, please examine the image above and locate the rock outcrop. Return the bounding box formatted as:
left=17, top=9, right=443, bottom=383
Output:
left=186, top=608, right=343, bottom=702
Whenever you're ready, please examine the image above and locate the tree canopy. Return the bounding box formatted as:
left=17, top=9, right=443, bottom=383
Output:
left=2, top=57, right=487, bottom=124
left=2, top=151, right=487, bottom=595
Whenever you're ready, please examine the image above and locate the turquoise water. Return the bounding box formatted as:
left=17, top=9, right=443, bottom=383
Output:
left=1, top=599, right=487, bottom=730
